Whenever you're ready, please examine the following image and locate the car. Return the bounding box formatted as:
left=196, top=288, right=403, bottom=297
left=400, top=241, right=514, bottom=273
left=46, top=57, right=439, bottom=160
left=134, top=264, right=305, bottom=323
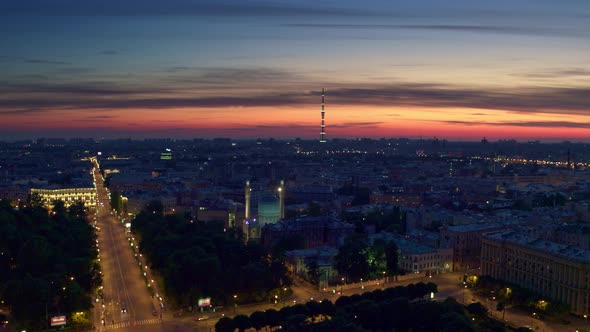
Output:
left=152, top=310, right=158, bottom=316
left=194, top=315, right=209, bottom=321
left=121, top=308, right=127, bottom=314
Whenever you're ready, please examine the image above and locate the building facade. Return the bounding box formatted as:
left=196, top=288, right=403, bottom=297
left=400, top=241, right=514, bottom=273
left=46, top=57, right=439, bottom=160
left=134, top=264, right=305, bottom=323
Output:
left=31, top=187, right=97, bottom=209
left=482, top=231, right=590, bottom=315
left=370, top=233, right=453, bottom=275
left=441, top=223, right=509, bottom=271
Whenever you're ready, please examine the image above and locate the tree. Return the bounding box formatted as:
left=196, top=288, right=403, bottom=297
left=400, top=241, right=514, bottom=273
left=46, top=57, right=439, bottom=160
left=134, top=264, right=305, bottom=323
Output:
left=496, top=301, right=506, bottom=320
left=367, top=239, right=387, bottom=277
left=353, top=299, right=380, bottom=331
left=466, top=302, right=488, bottom=317
left=426, top=282, right=438, bottom=295
left=130, top=201, right=288, bottom=306
left=306, top=259, right=320, bottom=284
left=233, top=314, right=251, bottom=332
left=305, top=300, right=322, bottom=322
left=265, top=309, right=281, bottom=329
left=0, top=198, right=96, bottom=330
left=440, top=312, right=475, bottom=332
left=68, top=200, right=86, bottom=220
left=386, top=297, right=410, bottom=331
left=335, top=233, right=369, bottom=281
left=319, top=299, right=334, bottom=318
left=283, top=314, right=308, bottom=332
left=27, top=192, right=44, bottom=208
left=384, top=240, right=400, bottom=282
left=249, top=311, right=267, bottom=331
left=215, top=317, right=235, bottom=332
left=111, top=191, right=122, bottom=212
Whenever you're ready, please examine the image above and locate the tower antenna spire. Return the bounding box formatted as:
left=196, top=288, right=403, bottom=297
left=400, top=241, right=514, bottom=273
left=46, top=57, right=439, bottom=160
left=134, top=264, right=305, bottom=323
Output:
left=320, top=88, right=326, bottom=143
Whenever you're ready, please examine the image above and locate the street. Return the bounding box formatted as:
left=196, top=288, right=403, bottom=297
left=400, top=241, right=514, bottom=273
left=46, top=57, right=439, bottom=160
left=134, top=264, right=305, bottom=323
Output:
left=92, top=159, right=168, bottom=331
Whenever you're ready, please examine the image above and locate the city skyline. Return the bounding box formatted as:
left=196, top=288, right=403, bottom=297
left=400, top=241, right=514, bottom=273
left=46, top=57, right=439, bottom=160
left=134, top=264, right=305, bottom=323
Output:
left=2, top=0, right=590, bottom=141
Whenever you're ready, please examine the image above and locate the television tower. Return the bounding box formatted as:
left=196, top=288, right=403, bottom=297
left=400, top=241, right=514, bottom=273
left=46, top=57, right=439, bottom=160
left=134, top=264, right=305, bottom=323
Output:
left=320, top=88, right=326, bottom=143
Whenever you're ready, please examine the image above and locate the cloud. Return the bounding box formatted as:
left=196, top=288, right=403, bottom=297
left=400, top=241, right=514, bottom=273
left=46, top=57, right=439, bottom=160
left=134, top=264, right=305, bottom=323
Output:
left=100, top=50, right=119, bottom=55
left=0, top=82, right=162, bottom=96
left=323, top=85, right=590, bottom=115
left=23, top=58, right=69, bottom=65
left=70, top=116, right=116, bottom=123
left=0, top=56, right=69, bottom=65
left=442, top=120, right=590, bottom=129
left=283, top=23, right=567, bottom=37
left=2, top=72, right=590, bottom=117
left=335, top=121, right=385, bottom=127
left=181, top=67, right=298, bottom=84
left=516, top=67, right=590, bottom=79
left=0, top=108, right=49, bottom=115
left=88, top=115, right=116, bottom=119
left=0, top=1, right=386, bottom=18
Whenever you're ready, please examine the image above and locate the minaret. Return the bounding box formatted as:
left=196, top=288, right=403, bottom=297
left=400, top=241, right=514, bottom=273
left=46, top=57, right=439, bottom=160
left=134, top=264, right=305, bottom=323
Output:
left=320, top=88, right=326, bottom=143
left=244, top=180, right=251, bottom=220
left=278, top=180, right=285, bottom=219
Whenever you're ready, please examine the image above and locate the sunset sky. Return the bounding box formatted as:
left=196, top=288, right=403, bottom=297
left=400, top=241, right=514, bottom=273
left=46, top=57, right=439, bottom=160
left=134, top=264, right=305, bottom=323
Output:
left=1, top=0, right=590, bottom=141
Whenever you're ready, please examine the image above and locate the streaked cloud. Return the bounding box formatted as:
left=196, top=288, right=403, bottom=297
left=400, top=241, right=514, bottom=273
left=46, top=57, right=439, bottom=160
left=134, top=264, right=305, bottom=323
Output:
left=442, top=120, right=590, bottom=129
left=2, top=77, right=590, bottom=117
left=0, top=1, right=386, bottom=18
left=515, top=67, right=590, bottom=79
left=284, top=24, right=567, bottom=37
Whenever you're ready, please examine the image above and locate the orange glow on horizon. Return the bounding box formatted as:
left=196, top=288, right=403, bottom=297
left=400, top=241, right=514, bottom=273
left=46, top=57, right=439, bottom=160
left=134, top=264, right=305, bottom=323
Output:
left=4, top=105, right=590, bottom=141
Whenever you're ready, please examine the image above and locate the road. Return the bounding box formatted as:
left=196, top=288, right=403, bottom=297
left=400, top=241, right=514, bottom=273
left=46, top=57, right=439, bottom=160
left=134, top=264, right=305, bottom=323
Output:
left=91, top=158, right=168, bottom=331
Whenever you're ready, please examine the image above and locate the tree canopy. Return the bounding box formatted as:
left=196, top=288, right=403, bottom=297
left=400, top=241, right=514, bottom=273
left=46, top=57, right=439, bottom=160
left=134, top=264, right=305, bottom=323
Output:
left=131, top=201, right=290, bottom=307
left=0, top=199, right=99, bottom=330
left=213, top=282, right=519, bottom=332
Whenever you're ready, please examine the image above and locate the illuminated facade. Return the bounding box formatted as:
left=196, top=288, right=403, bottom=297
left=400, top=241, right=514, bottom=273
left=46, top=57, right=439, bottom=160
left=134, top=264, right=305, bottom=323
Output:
left=30, top=187, right=97, bottom=209
left=370, top=233, right=453, bottom=275
left=243, top=180, right=285, bottom=241
left=482, top=231, right=590, bottom=315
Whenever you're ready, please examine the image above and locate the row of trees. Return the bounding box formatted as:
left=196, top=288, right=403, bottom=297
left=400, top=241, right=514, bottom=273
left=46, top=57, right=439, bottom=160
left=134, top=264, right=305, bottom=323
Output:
left=476, top=276, right=570, bottom=319
left=216, top=282, right=533, bottom=332
left=131, top=201, right=290, bottom=307
left=214, top=282, right=486, bottom=332
left=0, top=197, right=100, bottom=330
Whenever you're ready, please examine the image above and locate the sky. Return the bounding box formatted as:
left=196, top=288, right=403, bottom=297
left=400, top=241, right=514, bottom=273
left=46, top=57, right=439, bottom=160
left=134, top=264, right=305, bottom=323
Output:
left=1, top=0, right=590, bottom=141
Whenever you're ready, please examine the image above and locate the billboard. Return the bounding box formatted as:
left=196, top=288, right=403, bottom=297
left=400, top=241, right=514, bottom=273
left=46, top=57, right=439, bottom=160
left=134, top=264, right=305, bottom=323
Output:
left=51, top=316, right=67, bottom=326
left=198, top=298, right=211, bottom=307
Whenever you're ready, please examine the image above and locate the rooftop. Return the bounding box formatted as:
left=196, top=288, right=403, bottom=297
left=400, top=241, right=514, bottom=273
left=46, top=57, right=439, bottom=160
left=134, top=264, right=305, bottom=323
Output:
left=485, top=230, right=590, bottom=264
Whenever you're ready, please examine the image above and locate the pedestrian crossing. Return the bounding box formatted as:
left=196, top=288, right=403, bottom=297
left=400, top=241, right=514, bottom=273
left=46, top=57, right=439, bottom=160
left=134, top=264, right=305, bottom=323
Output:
left=103, top=318, right=162, bottom=330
